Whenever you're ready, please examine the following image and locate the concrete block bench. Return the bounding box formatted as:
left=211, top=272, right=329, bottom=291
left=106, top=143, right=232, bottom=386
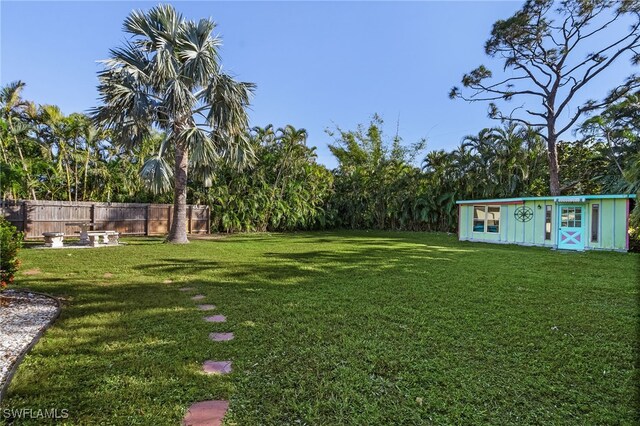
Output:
left=86, top=233, right=103, bottom=247
left=104, top=231, right=120, bottom=245
left=86, top=231, right=120, bottom=246
left=42, top=232, right=64, bottom=248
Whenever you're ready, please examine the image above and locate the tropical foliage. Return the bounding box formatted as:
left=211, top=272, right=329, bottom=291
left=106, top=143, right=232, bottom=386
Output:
left=327, top=115, right=428, bottom=230
left=2, top=83, right=638, bottom=238
left=0, top=82, right=163, bottom=203
left=192, top=125, right=334, bottom=232
left=0, top=217, right=24, bottom=289
left=2, top=33, right=639, bottom=241
left=580, top=91, right=640, bottom=195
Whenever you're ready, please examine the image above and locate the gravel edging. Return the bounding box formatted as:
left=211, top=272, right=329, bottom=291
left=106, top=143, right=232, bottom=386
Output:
left=0, top=290, right=61, bottom=402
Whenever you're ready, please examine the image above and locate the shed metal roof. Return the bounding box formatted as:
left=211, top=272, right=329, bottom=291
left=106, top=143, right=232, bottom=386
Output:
left=456, top=194, right=637, bottom=205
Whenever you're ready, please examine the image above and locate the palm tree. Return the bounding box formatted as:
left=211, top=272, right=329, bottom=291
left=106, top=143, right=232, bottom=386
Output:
left=92, top=4, right=255, bottom=243
left=0, top=81, right=38, bottom=200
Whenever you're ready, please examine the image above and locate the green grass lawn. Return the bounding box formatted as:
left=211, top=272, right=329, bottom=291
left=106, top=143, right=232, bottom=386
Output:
left=2, top=232, right=638, bottom=425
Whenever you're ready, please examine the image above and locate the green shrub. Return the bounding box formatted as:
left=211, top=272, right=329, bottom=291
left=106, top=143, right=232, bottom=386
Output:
left=629, top=207, right=639, bottom=251
left=0, top=217, right=24, bottom=289
left=629, top=228, right=639, bottom=252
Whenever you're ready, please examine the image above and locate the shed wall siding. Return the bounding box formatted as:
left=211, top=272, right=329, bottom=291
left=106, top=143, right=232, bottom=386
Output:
left=458, top=198, right=630, bottom=251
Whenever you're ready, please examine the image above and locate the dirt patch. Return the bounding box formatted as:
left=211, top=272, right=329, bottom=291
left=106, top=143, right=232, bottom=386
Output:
left=188, top=234, right=228, bottom=241
left=103, top=273, right=113, bottom=278
left=22, top=268, right=41, bottom=276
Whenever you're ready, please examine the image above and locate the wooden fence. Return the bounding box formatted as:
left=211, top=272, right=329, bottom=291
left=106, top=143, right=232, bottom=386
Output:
left=1, top=200, right=210, bottom=239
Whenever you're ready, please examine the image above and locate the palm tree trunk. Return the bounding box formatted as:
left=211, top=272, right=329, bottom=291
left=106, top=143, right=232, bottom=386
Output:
left=58, top=142, right=73, bottom=202
left=8, top=122, right=37, bottom=200
left=167, top=141, right=190, bottom=243
left=83, top=150, right=90, bottom=201
left=74, top=138, right=79, bottom=202
left=0, top=136, right=9, bottom=163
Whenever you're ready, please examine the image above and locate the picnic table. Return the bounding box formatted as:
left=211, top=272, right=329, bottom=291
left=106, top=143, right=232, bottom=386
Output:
left=65, top=222, right=120, bottom=246
left=64, top=222, right=94, bottom=245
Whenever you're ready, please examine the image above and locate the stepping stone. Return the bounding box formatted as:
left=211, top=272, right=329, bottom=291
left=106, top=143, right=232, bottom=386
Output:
left=179, top=287, right=195, bottom=292
left=163, top=279, right=173, bottom=284
left=204, top=315, right=226, bottom=323
left=182, top=400, right=229, bottom=426
left=197, top=304, right=216, bottom=311
left=202, top=360, right=232, bottom=375
left=209, top=332, right=234, bottom=342
left=191, top=295, right=205, bottom=301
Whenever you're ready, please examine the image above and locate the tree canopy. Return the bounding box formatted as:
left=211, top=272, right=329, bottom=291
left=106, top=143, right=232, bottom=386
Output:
left=450, top=0, right=640, bottom=195
left=92, top=4, right=255, bottom=243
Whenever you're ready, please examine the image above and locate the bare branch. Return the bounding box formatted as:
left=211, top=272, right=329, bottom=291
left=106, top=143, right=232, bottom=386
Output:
left=557, top=33, right=640, bottom=116
left=563, top=22, right=640, bottom=76
left=557, top=80, right=640, bottom=136
left=525, top=109, right=547, bottom=119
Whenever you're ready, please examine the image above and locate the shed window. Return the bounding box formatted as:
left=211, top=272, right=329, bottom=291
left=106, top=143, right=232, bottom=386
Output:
left=560, top=207, right=582, bottom=228
left=473, top=206, right=485, bottom=232
left=545, top=205, right=552, bottom=240
left=591, top=204, right=599, bottom=242
left=487, top=206, right=500, bottom=233
left=473, top=205, right=500, bottom=233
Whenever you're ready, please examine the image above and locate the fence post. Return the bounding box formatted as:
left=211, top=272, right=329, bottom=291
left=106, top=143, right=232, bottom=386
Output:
left=22, top=201, right=30, bottom=237
left=91, top=204, right=96, bottom=230
left=206, top=206, right=211, bottom=234
left=145, top=205, right=150, bottom=236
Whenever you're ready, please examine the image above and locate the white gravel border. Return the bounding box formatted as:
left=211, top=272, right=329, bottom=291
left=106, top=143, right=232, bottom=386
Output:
left=0, top=290, right=61, bottom=401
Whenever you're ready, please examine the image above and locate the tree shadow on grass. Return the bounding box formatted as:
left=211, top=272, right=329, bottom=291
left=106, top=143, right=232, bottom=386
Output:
left=133, top=258, right=223, bottom=275
left=3, top=276, right=239, bottom=424
left=3, top=232, right=638, bottom=425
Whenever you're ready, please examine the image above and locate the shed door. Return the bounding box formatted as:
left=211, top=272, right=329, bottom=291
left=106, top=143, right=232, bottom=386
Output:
left=558, top=205, right=585, bottom=251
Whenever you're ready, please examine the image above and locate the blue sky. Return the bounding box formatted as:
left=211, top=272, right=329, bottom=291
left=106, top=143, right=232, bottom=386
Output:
left=1, top=1, right=636, bottom=168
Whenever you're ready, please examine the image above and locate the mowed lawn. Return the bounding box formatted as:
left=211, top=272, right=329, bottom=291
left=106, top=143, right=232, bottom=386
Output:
left=2, top=232, right=638, bottom=425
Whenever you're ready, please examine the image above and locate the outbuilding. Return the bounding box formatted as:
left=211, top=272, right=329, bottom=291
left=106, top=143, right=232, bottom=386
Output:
left=457, top=194, right=636, bottom=252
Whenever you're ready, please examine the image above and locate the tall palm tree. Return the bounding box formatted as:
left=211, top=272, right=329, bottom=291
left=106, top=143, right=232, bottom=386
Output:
left=92, top=4, right=255, bottom=243
left=0, top=81, right=38, bottom=200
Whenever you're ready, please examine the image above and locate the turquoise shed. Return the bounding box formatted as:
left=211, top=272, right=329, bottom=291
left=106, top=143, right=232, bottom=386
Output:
left=457, top=194, right=636, bottom=252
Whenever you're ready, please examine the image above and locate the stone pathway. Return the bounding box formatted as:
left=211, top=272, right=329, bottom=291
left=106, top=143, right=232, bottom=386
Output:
left=209, top=332, right=234, bottom=342
left=197, top=304, right=216, bottom=311
left=204, top=315, right=226, bottom=323
left=183, top=400, right=229, bottom=426
left=179, top=286, right=235, bottom=425
left=202, top=360, right=232, bottom=375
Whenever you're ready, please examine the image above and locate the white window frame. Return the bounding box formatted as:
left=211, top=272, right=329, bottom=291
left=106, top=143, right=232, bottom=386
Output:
left=472, top=205, right=500, bottom=234
left=591, top=204, right=599, bottom=243
left=544, top=205, right=552, bottom=241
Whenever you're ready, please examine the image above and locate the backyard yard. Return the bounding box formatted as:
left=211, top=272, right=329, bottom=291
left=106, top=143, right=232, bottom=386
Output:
left=2, top=232, right=638, bottom=425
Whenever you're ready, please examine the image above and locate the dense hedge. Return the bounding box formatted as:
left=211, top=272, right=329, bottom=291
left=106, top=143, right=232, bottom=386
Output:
left=0, top=217, right=24, bottom=289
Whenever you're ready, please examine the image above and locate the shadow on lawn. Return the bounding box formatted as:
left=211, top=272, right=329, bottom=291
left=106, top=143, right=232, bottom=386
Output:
left=133, top=258, right=223, bottom=275
left=4, top=276, right=237, bottom=422
left=5, top=232, right=639, bottom=424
